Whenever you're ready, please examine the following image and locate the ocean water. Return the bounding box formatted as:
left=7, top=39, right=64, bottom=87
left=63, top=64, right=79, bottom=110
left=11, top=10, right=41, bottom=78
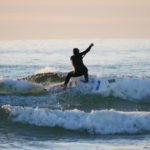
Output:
left=0, top=39, right=150, bottom=150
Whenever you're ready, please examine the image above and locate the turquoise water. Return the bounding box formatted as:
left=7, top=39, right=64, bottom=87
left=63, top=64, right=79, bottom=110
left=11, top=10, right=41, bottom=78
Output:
left=0, top=39, right=150, bottom=150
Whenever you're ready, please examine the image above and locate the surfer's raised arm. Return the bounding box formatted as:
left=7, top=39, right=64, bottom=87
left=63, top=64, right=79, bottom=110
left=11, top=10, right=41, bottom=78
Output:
left=80, top=43, right=94, bottom=57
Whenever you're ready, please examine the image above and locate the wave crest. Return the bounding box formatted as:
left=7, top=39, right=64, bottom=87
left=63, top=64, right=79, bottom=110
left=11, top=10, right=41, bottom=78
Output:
left=2, top=105, right=150, bottom=135
left=0, top=79, right=46, bottom=95
left=22, top=72, right=66, bottom=83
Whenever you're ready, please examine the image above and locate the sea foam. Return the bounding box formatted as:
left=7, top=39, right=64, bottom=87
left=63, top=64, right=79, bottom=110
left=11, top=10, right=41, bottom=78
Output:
left=3, top=105, right=150, bottom=134
left=62, top=76, right=150, bottom=101
left=96, top=77, right=150, bottom=101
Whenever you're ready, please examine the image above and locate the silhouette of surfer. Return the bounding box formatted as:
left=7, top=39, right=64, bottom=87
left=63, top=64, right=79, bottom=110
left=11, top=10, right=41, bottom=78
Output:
left=62, top=43, right=94, bottom=90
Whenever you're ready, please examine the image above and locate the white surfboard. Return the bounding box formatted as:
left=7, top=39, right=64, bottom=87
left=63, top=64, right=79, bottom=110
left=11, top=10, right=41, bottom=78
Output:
left=48, top=76, right=116, bottom=93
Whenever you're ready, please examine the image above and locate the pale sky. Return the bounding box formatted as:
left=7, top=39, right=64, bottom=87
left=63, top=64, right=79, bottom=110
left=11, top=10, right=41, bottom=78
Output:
left=0, top=0, right=150, bottom=40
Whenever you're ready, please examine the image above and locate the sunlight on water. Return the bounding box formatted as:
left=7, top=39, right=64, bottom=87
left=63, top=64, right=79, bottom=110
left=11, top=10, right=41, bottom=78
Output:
left=0, top=39, right=150, bottom=79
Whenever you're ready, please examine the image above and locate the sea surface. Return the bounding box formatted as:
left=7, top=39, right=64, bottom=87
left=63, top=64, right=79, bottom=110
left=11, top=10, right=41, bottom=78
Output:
left=0, top=39, right=150, bottom=150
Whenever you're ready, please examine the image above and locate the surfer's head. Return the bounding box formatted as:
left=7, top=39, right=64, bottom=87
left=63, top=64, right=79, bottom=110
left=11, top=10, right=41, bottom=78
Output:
left=73, top=48, right=79, bottom=55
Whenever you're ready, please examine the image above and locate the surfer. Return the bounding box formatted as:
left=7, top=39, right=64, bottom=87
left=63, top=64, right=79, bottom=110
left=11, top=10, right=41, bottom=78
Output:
left=62, top=43, right=94, bottom=90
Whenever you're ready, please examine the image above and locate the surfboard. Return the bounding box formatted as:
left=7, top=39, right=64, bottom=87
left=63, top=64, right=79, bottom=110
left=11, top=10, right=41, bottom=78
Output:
left=48, top=77, right=116, bottom=93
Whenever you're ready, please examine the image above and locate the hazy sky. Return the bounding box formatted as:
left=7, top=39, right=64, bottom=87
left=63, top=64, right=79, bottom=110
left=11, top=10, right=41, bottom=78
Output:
left=0, top=0, right=150, bottom=39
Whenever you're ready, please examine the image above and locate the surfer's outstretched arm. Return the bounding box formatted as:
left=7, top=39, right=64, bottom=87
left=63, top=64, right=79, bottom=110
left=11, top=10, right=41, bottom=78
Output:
left=80, top=43, right=94, bottom=57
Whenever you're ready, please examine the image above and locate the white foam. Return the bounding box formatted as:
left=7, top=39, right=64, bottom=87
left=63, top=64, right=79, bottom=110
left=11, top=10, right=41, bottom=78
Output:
left=3, top=105, right=150, bottom=134
left=112, top=77, right=150, bottom=100
left=0, top=79, right=45, bottom=94
left=68, top=76, right=150, bottom=101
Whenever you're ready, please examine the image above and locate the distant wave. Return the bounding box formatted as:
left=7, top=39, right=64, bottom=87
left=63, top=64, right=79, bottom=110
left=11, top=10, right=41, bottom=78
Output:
left=2, top=105, right=150, bottom=135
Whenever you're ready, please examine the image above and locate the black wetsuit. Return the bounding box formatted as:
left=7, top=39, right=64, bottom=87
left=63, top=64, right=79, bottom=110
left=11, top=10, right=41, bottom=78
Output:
left=64, top=45, right=92, bottom=85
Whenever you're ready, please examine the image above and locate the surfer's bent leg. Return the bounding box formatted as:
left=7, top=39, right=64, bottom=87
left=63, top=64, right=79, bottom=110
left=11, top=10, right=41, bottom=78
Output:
left=64, top=71, right=75, bottom=86
left=83, top=67, right=88, bottom=82
left=84, top=72, right=88, bottom=82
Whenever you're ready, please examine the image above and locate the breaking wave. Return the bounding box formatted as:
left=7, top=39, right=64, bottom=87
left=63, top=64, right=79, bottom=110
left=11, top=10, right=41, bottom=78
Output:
left=0, top=79, right=46, bottom=95
left=0, top=72, right=150, bottom=102
left=2, top=105, right=150, bottom=135
left=21, top=72, right=66, bottom=83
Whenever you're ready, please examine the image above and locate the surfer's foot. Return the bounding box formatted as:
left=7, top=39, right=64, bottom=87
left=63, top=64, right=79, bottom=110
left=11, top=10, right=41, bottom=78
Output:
left=60, top=84, right=64, bottom=87
left=63, top=84, right=67, bottom=90
left=85, top=79, right=88, bottom=83
left=60, top=84, right=67, bottom=90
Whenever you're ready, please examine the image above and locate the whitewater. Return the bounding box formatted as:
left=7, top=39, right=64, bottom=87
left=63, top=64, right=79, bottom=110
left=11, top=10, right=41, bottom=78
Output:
left=0, top=39, right=150, bottom=150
